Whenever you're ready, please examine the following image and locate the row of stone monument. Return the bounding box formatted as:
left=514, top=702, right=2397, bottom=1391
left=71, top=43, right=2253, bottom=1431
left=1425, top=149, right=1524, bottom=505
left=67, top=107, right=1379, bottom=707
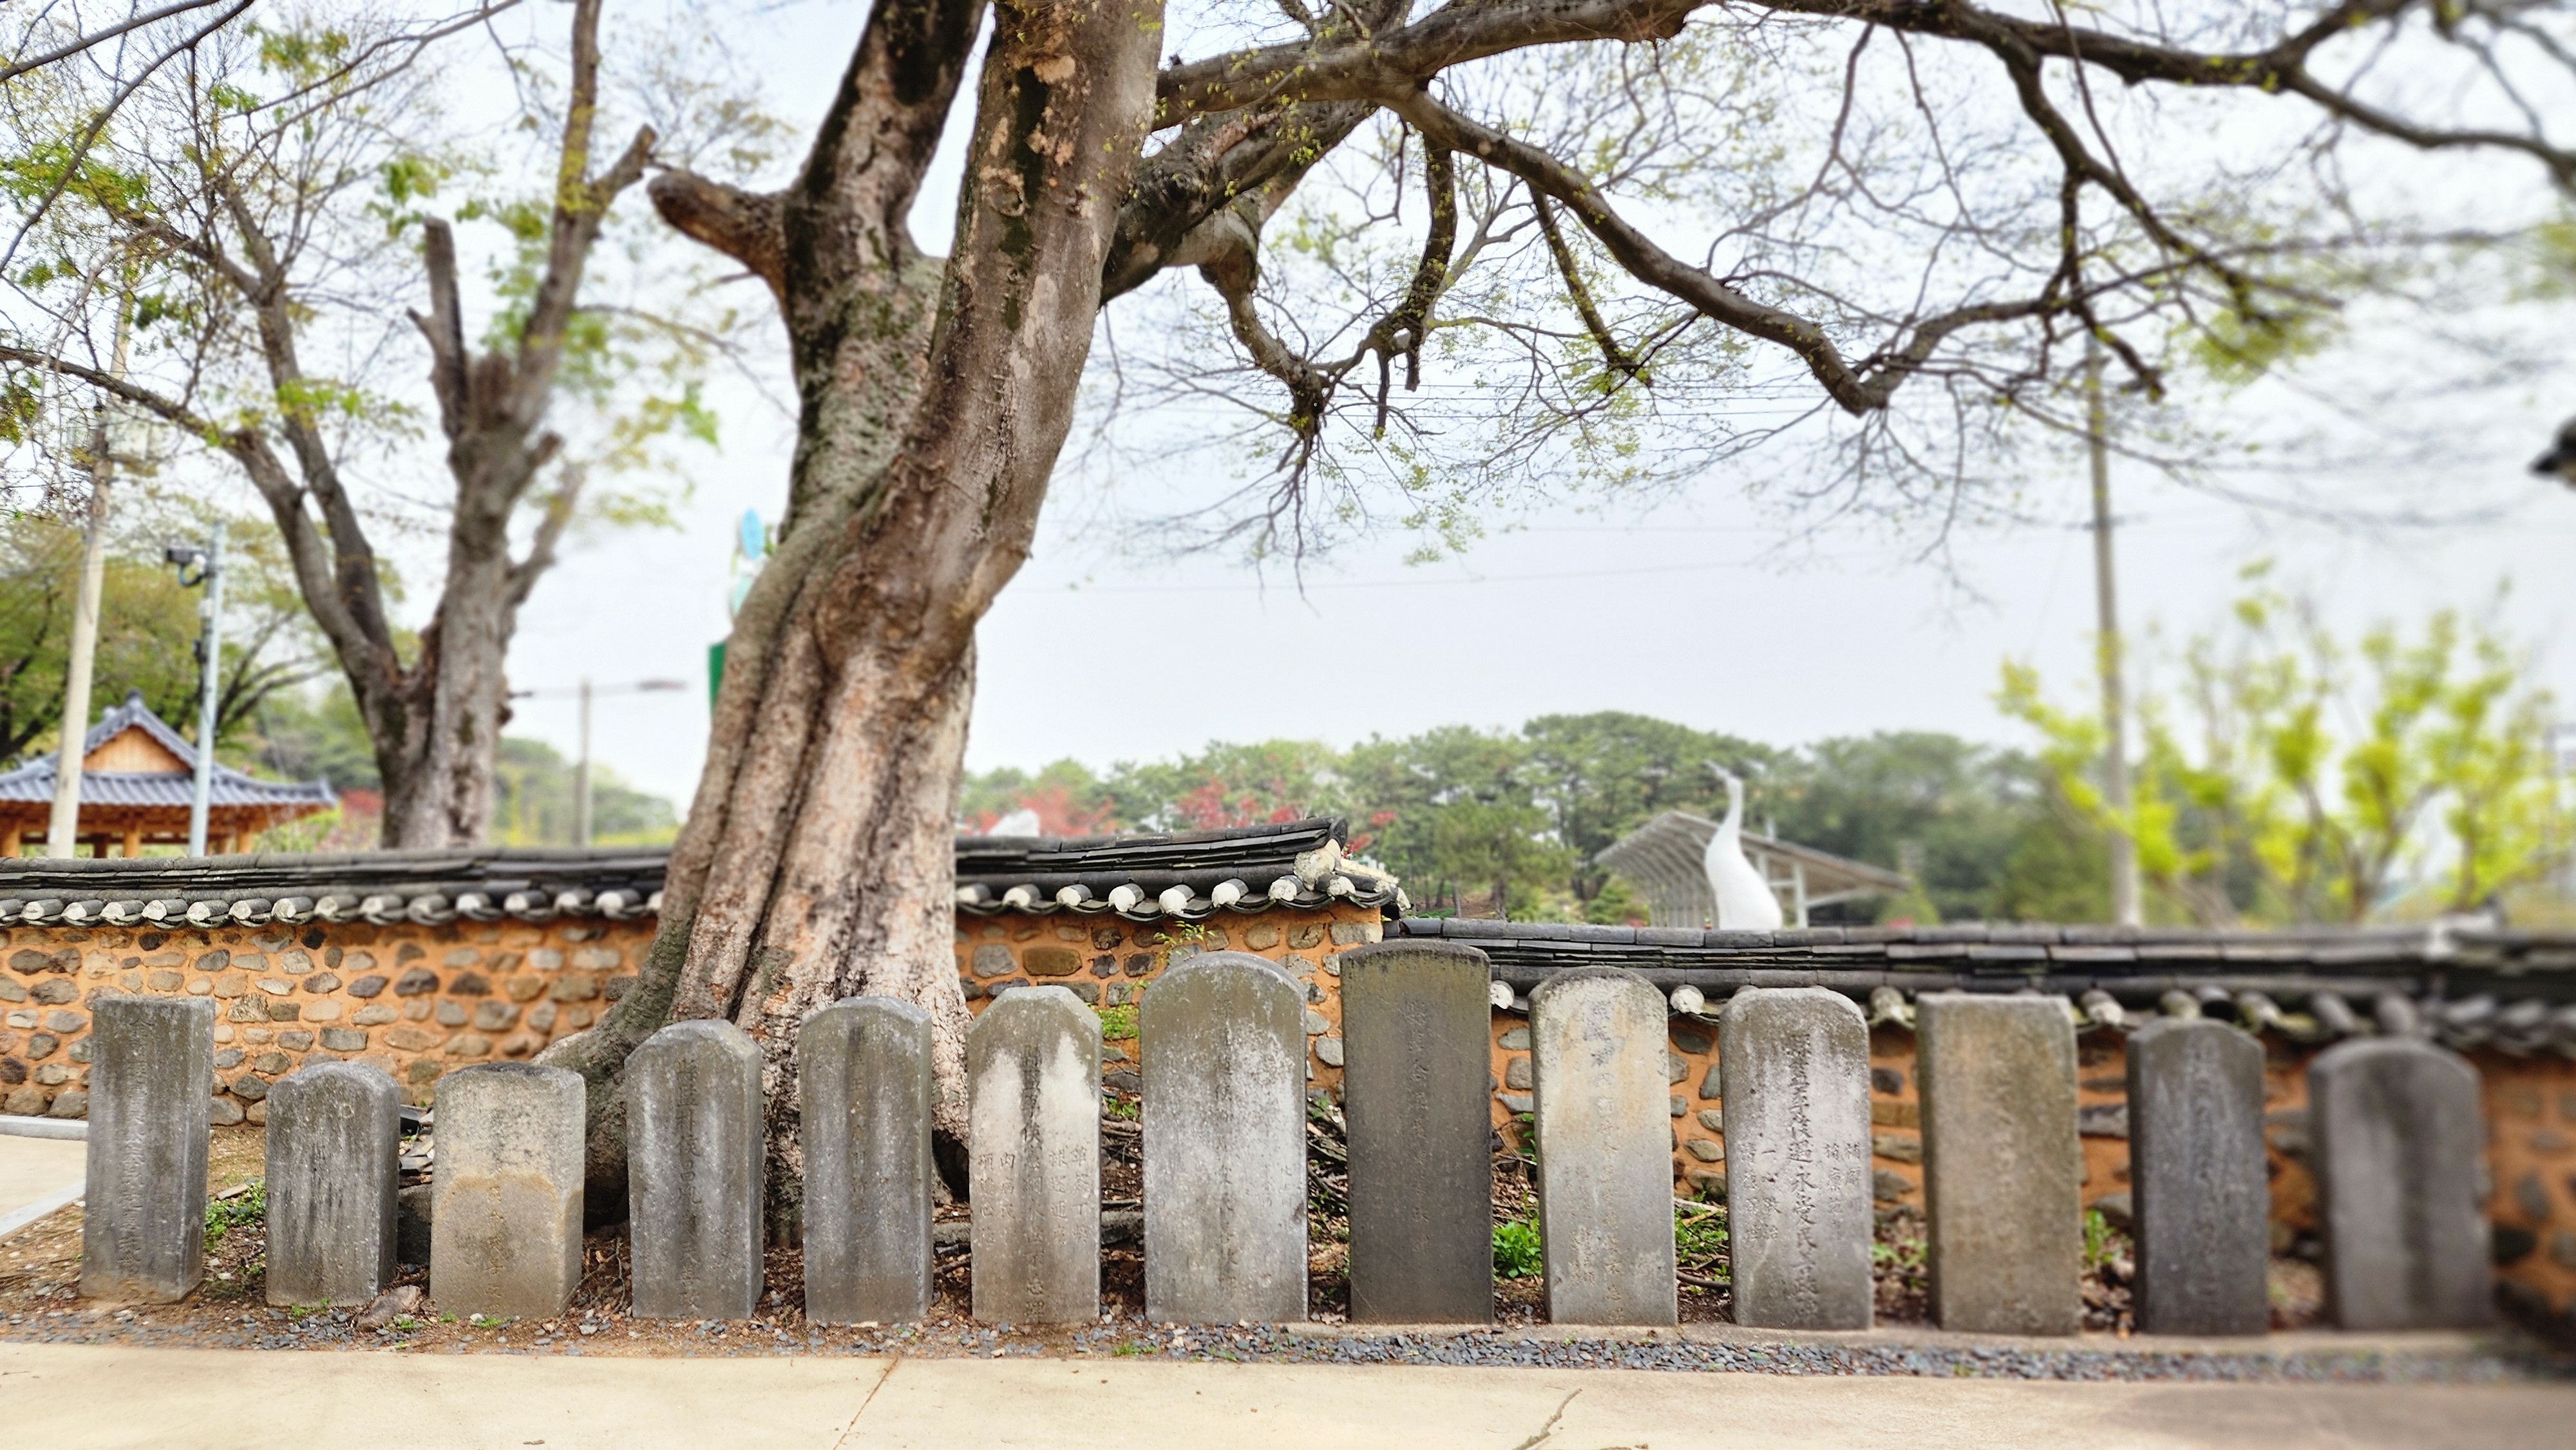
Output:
left=77, top=944, right=2494, bottom=1334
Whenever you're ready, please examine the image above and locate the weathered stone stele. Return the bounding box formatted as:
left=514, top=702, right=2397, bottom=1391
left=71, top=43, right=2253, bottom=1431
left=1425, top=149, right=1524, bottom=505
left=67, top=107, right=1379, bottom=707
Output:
left=264, top=1062, right=401, bottom=1307
left=800, top=997, right=934, bottom=1325
left=629, top=1019, right=766, bottom=1321
left=1141, top=952, right=1307, bottom=1324
left=2309, top=1037, right=2494, bottom=1330
left=80, top=995, right=215, bottom=1303
left=430, top=1062, right=585, bottom=1319
left=1719, top=986, right=1873, bottom=1330
left=2125, top=1018, right=2268, bottom=1336
left=1531, top=968, right=1676, bottom=1326
left=1340, top=940, right=1494, bottom=1324
left=1917, top=992, right=2081, bottom=1335
left=969, top=986, right=1100, bottom=1324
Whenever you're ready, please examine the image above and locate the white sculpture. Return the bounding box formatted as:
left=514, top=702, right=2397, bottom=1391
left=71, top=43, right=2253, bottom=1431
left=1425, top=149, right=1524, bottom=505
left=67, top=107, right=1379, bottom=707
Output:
left=1703, top=766, right=1785, bottom=930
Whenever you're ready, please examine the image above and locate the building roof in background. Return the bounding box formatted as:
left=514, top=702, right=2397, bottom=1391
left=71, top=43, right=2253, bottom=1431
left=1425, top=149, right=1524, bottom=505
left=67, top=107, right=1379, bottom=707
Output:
left=0, top=817, right=1404, bottom=927
left=0, top=690, right=336, bottom=816
left=1397, top=916, right=2576, bottom=1056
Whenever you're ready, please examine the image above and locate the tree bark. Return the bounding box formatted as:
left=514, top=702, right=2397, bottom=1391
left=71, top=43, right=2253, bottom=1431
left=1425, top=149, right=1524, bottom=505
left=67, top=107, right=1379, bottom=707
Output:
left=545, top=0, right=1164, bottom=1226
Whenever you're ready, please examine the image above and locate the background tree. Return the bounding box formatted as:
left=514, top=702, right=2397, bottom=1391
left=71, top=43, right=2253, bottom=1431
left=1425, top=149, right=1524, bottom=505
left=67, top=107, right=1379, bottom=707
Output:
left=489, top=737, right=678, bottom=846
left=1766, top=733, right=2070, bottom=925
left=1, top=1, right=735, bottom=845
left=958, top=716, right=2096, bottom=923
left=2002, top=575, right=2568, bottom=924
left=1517, top=713, right=1775, bottom=904
left=0, top=506, right=321, bottom=767
left=954, top=757, right=1117, bottom=834
left=234, top=675, right=686, bottom=847
left=1344, top=725, right=1564, bottom=915
left=1099, top=739, right=1349, bottom=831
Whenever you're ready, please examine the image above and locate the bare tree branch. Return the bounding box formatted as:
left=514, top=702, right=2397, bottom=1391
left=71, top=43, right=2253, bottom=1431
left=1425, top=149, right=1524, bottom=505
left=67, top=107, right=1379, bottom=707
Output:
left=1, top=0, right=249, bottom=83
left=1531, top=190, right=1647, bottom=384
left=1391, top=89, right=2058, bottom=414
left=647, top=171, right=786, bottom=300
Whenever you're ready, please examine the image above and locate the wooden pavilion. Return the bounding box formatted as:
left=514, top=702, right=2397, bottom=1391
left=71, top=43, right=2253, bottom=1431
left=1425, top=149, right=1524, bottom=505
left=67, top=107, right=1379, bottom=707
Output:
left=0, top=690, right=336, bottom=856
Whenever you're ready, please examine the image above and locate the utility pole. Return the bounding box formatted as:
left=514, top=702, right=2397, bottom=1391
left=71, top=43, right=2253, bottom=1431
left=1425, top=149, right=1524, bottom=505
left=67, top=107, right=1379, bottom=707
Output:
left=44, top=306, right=129, bottom=857
left=574, top=678, right=593, bottom=847
left=2087, top=335, right=2142, bottom=927
left=509, top=677, right=686, bottom=847
left=2551, top=721, right=2576, bottom=908
left=183, top=522, right=227, bottom=856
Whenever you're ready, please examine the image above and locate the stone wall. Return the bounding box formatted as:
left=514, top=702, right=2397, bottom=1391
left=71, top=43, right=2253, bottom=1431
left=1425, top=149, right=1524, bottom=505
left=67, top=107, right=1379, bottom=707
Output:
left=951, top=903, right=1383, bottom=1093
left=1488, top=1009, right=2576, bottom=1327
left=1, top=902, right=1392, bottom=1124
left=1, top=919, right=654, bottom=1118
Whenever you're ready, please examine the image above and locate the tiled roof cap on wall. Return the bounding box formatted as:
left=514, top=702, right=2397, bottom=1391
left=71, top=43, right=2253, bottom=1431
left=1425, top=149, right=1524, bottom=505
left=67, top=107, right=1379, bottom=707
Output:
left=1399, top=916, right=2576, bottom=1057
left=954, top=817, right=1405, bottom=923
left=0, top=818, right=1405, bottom=928
left=0, top=847, right=670, bottom=928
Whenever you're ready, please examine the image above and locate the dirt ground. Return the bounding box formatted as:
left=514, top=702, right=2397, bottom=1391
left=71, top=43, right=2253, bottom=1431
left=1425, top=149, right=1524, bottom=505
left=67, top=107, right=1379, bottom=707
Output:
left=0, top=1118, right=2329, bottom=1355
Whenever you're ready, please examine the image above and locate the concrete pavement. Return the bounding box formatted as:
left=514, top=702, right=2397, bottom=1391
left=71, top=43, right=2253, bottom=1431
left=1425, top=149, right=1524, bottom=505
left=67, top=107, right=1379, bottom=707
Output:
left=1, top=1341, right=2570, bottom=1449
left=0, top=1129, right=84, bottom=1239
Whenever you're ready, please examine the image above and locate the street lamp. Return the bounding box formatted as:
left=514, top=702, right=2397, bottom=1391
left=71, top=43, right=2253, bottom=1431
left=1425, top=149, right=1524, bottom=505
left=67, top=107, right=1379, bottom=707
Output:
left=165, top=523, right=225, bottom=856
left=509, top=678, right=688, bottom=845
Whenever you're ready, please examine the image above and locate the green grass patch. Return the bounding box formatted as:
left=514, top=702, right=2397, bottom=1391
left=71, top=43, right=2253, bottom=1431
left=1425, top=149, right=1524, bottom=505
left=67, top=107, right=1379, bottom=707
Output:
left=204, top=1180, right=265, bottom=1243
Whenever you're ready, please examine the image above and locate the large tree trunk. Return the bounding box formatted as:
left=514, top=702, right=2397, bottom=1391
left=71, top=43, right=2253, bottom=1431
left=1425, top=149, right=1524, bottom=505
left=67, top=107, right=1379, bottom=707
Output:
left=544, top=0, right=1164, bottom=1227
left=363, top=535, right=524, bottom=851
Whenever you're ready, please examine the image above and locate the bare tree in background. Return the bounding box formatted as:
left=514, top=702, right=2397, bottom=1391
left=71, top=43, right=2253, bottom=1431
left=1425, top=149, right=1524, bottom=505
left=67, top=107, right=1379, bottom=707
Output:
left=0, top=0, right=734, bottom=845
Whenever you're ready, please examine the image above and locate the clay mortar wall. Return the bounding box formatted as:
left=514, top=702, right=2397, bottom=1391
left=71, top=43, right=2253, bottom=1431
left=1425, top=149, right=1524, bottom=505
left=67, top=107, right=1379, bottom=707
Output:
left=2, top=919, right=654, bottom=1118
left=951, top=902, right=1383, bottom=1094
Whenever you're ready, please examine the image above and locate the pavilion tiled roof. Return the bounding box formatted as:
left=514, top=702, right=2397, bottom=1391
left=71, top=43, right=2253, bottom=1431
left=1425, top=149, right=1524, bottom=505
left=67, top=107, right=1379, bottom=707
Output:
left=0, top=690, right=335, bottom=813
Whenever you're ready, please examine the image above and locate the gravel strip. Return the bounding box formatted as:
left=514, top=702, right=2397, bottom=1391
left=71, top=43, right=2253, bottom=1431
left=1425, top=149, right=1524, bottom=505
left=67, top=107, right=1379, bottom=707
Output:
left=6, top=1310, right=2566, bottom=1384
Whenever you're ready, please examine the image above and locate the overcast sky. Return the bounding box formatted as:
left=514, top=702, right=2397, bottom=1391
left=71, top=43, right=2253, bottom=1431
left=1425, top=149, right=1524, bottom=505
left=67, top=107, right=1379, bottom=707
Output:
left=481, top=5, right=2576, bottom=809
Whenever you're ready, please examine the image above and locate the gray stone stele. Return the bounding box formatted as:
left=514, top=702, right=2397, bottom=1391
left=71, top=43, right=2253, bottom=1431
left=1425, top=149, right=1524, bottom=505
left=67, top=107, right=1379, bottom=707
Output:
left=1917, top=992, right=2081, bottom=1335
left=799, top=997, right=934, bottom=1325
left=2309, top=1037, right=2494, bottom=1330
left=1141, top=952, right=1307, bottom=1325
left=264, top=1062, right=401, bottom=1307
left=969, top=986, right=1101, bottom=1324
left=1719, top=986, right=1873, bottom=1330
left=2125, top=1018, right=2269, bottom=1336
left=396, top=1184, right=434, bottom=1267
left=1531, top=968, right=1676, bottom=1326
left=430, top=1062, right=586, bottom=1320
left=1339, top=941, right=1494, bottom=1324
left=629, top=1019, right=766, bottom=1321
left=80, top=996, right=216, bottom=1303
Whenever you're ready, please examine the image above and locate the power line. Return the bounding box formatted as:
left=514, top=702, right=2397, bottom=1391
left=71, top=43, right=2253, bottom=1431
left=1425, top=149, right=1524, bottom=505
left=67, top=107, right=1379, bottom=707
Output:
left=1052, top=554, right=1869, bottom=594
